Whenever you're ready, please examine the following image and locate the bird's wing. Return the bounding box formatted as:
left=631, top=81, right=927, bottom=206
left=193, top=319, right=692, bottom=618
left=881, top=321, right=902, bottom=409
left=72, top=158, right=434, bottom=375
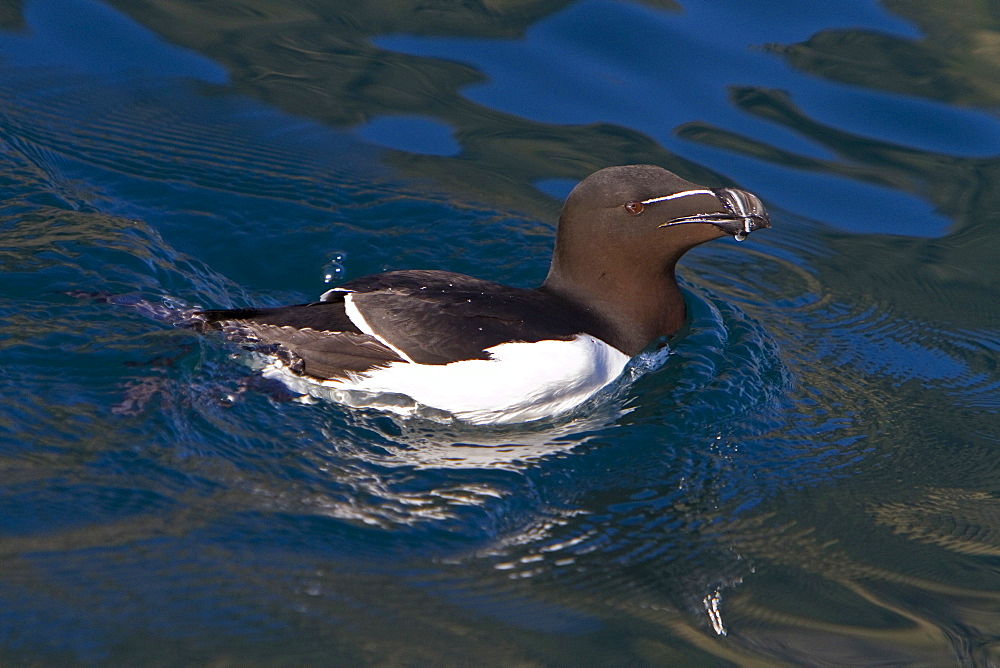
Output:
left=342, top=270, right=591, bottom=365
left=197, top=270, right=596, bottom=375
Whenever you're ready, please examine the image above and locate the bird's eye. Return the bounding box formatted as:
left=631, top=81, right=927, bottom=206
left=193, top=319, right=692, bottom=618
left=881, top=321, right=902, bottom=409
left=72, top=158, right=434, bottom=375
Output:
left=624, top=201, right=644, bottom=215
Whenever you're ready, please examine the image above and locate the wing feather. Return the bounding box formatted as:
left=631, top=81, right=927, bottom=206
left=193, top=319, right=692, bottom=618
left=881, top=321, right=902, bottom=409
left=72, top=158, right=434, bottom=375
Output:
left=196, top=297, right=404, bottom=380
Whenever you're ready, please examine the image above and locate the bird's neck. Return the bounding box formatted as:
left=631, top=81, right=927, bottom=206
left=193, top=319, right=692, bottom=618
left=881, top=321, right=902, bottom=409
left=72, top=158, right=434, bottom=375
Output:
left=539, top=258, right=686, bottom=356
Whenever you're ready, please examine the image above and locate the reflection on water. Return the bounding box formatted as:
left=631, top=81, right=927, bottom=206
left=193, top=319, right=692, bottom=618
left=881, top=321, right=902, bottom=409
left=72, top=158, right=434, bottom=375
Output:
left=1, top=0, right=999, bottom=663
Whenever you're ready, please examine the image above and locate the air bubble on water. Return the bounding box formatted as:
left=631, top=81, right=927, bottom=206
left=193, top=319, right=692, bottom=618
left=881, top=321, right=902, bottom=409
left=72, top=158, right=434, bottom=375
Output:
left=322, top=251, right=348, bottom=283
left=734, top=231, right=747, bottom=242
left=322, top=262, right=345, bottom=283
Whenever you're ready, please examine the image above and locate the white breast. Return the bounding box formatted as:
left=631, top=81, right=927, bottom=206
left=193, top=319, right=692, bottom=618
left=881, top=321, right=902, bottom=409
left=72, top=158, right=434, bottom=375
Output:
left=262, top=334, right=631, bottom=425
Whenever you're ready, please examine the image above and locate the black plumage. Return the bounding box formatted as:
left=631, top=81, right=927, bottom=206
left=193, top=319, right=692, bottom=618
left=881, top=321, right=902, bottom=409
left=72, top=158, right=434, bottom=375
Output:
left=198, top=270, right=606, bottom=378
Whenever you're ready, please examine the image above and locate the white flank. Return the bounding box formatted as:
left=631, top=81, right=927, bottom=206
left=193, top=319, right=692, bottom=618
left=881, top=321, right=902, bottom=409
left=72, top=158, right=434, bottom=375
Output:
left=263, top=334, right=631, bottom=425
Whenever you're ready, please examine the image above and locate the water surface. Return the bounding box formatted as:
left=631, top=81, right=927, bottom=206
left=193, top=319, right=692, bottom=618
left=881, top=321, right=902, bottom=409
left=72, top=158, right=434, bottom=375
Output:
left=1, top=0, right=998, bottom=663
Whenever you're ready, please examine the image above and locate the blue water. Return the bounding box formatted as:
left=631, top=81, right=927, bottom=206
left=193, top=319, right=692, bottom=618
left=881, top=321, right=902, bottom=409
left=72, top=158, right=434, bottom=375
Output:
left=2, top=0, right=999, bottom=664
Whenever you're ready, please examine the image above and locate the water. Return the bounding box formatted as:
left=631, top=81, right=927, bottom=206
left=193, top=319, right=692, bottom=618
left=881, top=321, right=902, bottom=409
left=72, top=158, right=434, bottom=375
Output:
left=1, top=0, right=998, bottom=663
